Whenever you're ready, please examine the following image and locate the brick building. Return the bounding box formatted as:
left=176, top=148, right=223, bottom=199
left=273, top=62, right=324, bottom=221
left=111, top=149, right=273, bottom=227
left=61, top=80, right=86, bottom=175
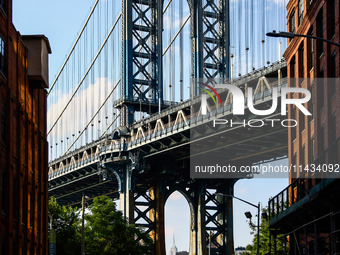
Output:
left=0, top=0, right=51, bottom=254
left=268, top=0, right=340, bottom=254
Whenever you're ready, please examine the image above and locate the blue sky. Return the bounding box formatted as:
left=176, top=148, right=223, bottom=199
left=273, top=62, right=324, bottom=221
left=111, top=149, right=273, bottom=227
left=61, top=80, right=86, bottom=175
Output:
left=13, top=0, right=289, bottom=253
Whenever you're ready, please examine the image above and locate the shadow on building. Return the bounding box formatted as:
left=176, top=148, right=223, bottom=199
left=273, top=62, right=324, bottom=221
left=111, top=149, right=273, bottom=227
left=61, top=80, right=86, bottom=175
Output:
left=269, top=0, right=340, bottom=254
left=0, top=0, right=51, bottom=254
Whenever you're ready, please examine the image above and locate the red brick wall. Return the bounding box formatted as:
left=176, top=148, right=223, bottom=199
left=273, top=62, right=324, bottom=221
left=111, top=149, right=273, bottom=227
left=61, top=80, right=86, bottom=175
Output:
left=284, top=0, right=340, bottom=180
left=0, top=1, right=48, bottom=254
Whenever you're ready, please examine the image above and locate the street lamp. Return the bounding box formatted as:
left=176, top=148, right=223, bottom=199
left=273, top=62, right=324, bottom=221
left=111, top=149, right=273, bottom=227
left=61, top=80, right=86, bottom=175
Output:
left=215, top=193, right=261, bottom=255
left=266, top=30, right=340, bottom=47
left=81, top=193, right=90, bottom=255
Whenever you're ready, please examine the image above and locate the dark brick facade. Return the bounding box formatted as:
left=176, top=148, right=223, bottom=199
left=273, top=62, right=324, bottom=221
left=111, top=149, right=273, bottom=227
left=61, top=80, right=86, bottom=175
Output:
left=284, top=0, right=340, bottom=179
left=0, top=0, right=50, bottom=254
left=269, top=1, right=340, bottom=254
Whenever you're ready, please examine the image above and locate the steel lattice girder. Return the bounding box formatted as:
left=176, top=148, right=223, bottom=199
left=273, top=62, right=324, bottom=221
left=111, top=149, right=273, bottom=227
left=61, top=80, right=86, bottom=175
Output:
left=121, top=0, right=163, bottom=125
left=190, top=0, right=230, bottom=95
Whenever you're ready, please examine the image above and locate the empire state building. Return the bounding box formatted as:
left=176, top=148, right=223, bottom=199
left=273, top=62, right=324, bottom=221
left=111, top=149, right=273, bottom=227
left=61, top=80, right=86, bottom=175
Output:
left=169, top=235, right=178, bottom=255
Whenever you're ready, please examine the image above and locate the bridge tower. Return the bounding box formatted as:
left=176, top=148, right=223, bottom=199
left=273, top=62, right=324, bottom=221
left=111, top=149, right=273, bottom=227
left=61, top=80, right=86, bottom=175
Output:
left=110, top=1, right=233, bottom=254
left=114, top=1, right=233, bottom=254
left=117, top=0, right=230, bottom=125
left=117, top=0, right=164, bottom=126
left=189, top=0, right=230, bottom=96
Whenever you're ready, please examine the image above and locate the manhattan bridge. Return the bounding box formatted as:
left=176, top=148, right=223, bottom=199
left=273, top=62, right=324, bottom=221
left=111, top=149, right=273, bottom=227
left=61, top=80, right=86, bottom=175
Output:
left=47, top=0, right=289, bottom=254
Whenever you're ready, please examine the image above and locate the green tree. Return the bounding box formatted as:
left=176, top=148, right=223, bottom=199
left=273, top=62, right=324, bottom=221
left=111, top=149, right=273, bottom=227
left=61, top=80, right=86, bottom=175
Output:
left=48, top=197, right=81, bottom=255
left=84, top=196, right=153, bottom=255
left=244, top=207, right=286, bottom=255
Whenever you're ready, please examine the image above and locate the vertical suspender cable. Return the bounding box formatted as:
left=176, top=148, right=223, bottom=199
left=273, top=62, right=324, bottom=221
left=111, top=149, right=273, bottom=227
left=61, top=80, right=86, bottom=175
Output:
left=48, top=0, right=100, bottom=95
left=180, top=0, right=184, bottom=102
left=245, top=0, right=249, bottom=74
left=170, top=0, right=174, bottom=103
left=250, top=0, right=254, bottom=70
left=105, top=0, right=109, bottom=127
left=238, top=0, right=242, bottom=76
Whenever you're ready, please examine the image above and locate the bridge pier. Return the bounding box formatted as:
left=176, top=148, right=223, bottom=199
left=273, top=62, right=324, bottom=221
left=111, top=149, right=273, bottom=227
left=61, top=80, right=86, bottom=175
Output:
left=149, top=186, right=166, bottom=255
left=191, top=187, right=208, bottom=255
left=97, top=156, right=238, bottom=255
left=116, top=165, right=236, bottom=255
left=119, top=166, right=134, bottom=223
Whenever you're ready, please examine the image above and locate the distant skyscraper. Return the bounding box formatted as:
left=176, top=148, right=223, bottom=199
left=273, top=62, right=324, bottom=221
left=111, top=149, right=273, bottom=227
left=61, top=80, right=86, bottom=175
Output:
left=169, top=235, right=178, bottom=255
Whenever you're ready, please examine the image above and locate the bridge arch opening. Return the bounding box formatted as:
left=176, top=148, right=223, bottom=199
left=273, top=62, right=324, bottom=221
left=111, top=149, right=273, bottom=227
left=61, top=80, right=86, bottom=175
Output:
left=165, top=190, right=192, bottom=254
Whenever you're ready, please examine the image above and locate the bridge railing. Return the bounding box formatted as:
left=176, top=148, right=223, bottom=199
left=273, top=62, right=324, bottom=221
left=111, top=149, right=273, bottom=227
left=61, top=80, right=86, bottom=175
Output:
left=268, top=137, right=340, bottom=220
left=48, top=64, right=288, bottom=177
left=128, top=77, right=288, bottom=146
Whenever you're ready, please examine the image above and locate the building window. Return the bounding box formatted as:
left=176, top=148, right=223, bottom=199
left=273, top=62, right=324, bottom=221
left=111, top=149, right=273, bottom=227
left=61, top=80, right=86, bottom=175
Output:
left=292, top=106, right=297, bottom=140
left=330, top=52, right=336, bottom=97
left=318, top=68, right=324, bottom=110
left=300, top=109, right=305, bottom=131
left=310, top=82, right=314, bottom=119
left=298, top=0, right=304, bottom=25
left=299, top=45, right=304, bottom=77
left=0, top=0, right=5, bottom=13
left=307, top=0, right=314, bottom=9
left=309, top=241, right=315, bottom=254
left=331, top=113, right=337, bottom=142
left=331, top=114, right=337, bottom=162
left=13, top=179, right=19, bottom=220
left=301, top=145, right=305, bottom=171
left=292, top=153, right=297, bottom=179
left=318, top=237, right=326, bottom=254
left=316, top=11, right=323, bottom=56
left=1, top=237, right=5, bottom=255
left=1, top=101, right=5, bottom=146
left=309, top=29, right=314, bottom=70
left=320, top=125, right=325, bottom=152
left=1, top=170, right=6, bottom=213
left=329, top=0, right=335, bottom=38
left=289, top=10, right=295, bottom=33
left=308, top=81, right=314, bottom=120
left=22, top=188, right=26, bottom=225
left=310, top=137, right=315, bottom=161
left=0, top=36, right=5, bottom=76
left=290, top=57, right=296, bottom=79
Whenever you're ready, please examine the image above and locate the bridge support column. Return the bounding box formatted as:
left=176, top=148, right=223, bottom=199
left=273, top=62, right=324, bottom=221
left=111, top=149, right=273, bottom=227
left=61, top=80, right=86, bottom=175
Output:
left=119, top=167, right=134, bottom=223
left=188, top=181, right=235, bottom=255
left=218, top=183, right=234, bottom=255
left=149, top=186, right=166, bottom=255
left=189, top=183, right=207, bottom=255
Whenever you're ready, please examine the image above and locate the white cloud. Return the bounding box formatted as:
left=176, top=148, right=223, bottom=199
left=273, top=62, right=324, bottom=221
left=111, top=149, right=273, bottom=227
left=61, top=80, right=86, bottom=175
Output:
left=169, top=191, right=183, bottom=201
left=47, top=77, right=119, bottom=157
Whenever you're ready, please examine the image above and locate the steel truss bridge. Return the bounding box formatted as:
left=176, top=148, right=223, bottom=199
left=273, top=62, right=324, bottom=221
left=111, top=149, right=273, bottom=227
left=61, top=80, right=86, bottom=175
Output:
left=47, top=0, right=288, bottom=254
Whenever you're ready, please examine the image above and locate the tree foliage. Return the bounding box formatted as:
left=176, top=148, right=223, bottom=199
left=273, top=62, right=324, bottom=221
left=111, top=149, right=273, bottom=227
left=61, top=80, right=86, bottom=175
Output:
left=48, top=196, right=153, bottom=255
left=244, top=207, right=286, bottom=255
left=84, top=196, right=153, bottom=255
left=48, top=197, right=81, bottom=255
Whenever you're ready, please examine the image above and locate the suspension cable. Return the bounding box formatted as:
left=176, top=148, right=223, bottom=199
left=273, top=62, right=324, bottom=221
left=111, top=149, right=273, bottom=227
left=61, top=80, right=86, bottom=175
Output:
left=64, top=79, right=121, bottom=155
left=47, top=13, right=122, bottom=136
left=163, top=14, right=190, bottom=56
left=48, top=0, right=101, bottom=95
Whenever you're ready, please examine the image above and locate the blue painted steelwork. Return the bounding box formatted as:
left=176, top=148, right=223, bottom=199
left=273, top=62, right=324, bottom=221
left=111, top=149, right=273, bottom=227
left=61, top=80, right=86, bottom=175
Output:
left=190, top=0, right=230, bottom=96
left=120, top=0, right=164, bottom=125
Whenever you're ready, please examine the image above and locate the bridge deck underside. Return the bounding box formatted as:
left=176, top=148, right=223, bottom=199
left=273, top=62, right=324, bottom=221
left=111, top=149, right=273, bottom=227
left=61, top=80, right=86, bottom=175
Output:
left=48, top=165, right=119, bottom=207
